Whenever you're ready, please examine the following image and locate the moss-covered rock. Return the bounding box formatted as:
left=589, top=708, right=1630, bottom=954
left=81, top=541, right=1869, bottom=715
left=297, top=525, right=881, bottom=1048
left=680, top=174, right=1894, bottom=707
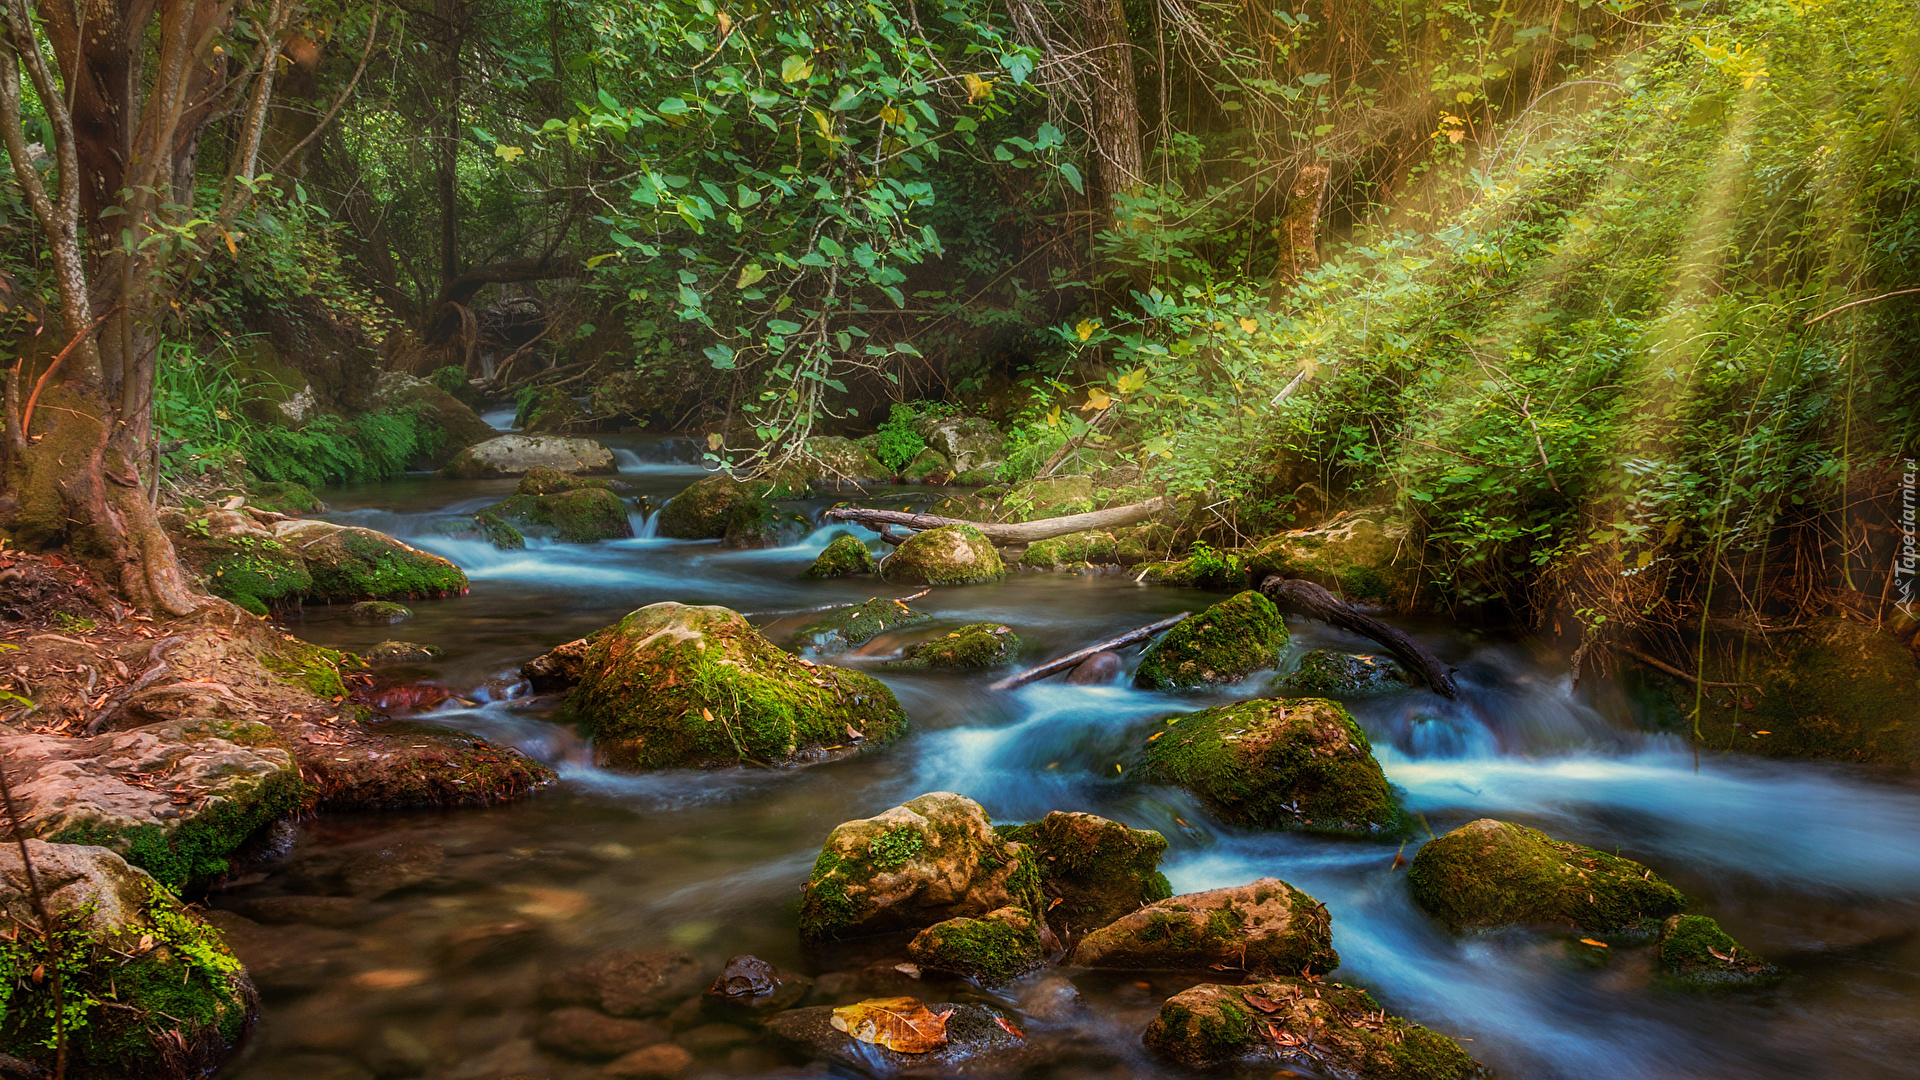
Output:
left=1020, top=530, right=1119, bottom=569
left=1656, top=914, right=1781, bottom=988
left=364, top=640, right=445, bottom=665
left=1137, top=698, right=1402, bottom=835
left=1135, top=590, right=1287, bottom=691
left=656, top=471, right=809, bottom=540
left=516, top=464, right=618, bottom=495
left=902, top=447, right=950, bottom=483
left=797, top=792, right=1046, bottom=942
left=880, top=525, right=1006, bottom=585
left=1137, top=543, right=1245, bottom=591
left=722, top=497, right=808, bottom=549
left=881, top=624, right=1020, bottom=671
left=3, top=718, right=303, bottom=888
left=1674, top=617, right=1920, bottom=768
left=164, top=508, right=313, bottom=612
left=1244, top=508, right=1427, bottom=610
left=1069, top=878, right=1337, bottom=975
left=346, top=600, right=412, bottom=624
left=1001, top=475, right=1093, bottom=521
left=1407, top=819, right=1687, bottom=934
left=517, top=386, right=585, bottom=433
left=247, top=480, right=323, bottom=515
left=1274, top=649, right=1408, bottom=697
left=803, top=534, right=877, bottom=578
left=299, top=524, right=468, bottom=602
left=1143, top=979, right=1480, bottom=1076
left=482, top=487, right=635, bottom=543
left=994, top=812, right=1171, bottom=936
left=917, top=417, right=1006, bottom=475
left=905, top=905, right=1045, bottom=983
left=1114, top=523, right=1179, bottom=566
left=371, top=370, right=497, bottom=467
left=443, top=434, right=616, bottom=478
left=805, top=436, right=891, bottom=485
left=1, top=841, right=259, bottom=1080
left=792, top=597, right=933, bottom=654
left=567, top=602, right=907, bottom=771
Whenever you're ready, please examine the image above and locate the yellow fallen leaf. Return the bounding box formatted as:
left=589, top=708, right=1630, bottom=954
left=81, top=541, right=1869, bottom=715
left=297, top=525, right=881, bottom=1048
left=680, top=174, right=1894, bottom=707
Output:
left=1083, top=387, right=1111, bottom=411
left=1578, top=938, right=1608, bottom=948
left=1754, top=730, right=1771, bottom=735
left=829, top=997, right=952, bottom=1053
left=702, top=708, right=716, bottom=723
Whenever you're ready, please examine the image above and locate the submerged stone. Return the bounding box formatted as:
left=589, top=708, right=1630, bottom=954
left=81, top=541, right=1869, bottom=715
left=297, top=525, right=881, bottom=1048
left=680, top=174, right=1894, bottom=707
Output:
left=1407, top=818, right=1686, bottom=934
left=1134, top=590, right=1287, bottom=691
left=540, top=949, right=707, bottom=1017
left=1, top=841, right=259, bottom=1080
left=995, top=811, right=1171, bottom=936
left=906, top=905, right=1046, bottom=983
left=1069, top=878, right=1337, bottom=976
left=1143, top=978, right=1479, bottom=1076
left=1656, top=914, right=1782, bottom=988
left=347, top=600, right=413, bottom=624
left=1064, top=650, right=1123, bottom=684
left=1137, top=698, right=1402, bottom=835
left=797, top=792, right=1045, bottom=942
left=567, top=602, right=907, bottom=771
left=880, top=623, right=1020, bottom=671
left=803, top=534, right=877, bottom=578
left=1273, top=649, right=1408, bottom=697
left=791, top=596, right=933, bottom=654
left=880, top=524, right=1006, bottom=585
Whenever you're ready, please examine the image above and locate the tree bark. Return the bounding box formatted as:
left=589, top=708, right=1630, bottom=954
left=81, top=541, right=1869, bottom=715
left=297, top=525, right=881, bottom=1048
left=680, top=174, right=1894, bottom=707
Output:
left=1271, top=164, right=1329, bottom=295
left=1080, top=0, right=1143, bottom=219
left=824, top=497, right=1168, bottom=544
left=435, top=0, right=466, bottom=286
left=1258, top=575, right=1458, bottom=698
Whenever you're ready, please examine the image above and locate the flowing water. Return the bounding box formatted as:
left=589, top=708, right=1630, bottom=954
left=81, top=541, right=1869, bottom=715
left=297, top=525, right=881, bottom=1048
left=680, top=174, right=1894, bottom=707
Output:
left=211, top=438, right=1920, bottom=1080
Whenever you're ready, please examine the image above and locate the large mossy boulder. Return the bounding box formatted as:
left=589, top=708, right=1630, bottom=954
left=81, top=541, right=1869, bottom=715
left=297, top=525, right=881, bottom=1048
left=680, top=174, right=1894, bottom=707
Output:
left=1, top=718, right=303, bottom=888
left=1244, top=508, right=1426, bottom=610
left=1143, top=979, right=1480, bottom=1076
left=566, top=602, right=908, bottom=771
left=1020, top=530, right=1119, bottom=570
left=370, top=371, right=496, bottom=466
left=797, top=792, right=1045, bottom=942
left=443, top=434, right=616, bottom=478
left=291, top=523, right=468, bottom=602
left=1134, top=590, right=1287, bottom=691
left=1001, top=475, right=1093, bottom=522
left=1656, top=914, right=1781, bottom=988
left=1137, top=698, right=1402, bottom=835
left=880, top=525, right=1006, bottom=585
left=1069, top=878, right=1337, bottom=975
left=164, top=508, right=312, bottom=612
left=917, top=417, right=1006, bottom=475
left=995, top=812, right=1171, bottom=936
left=1407, top=819, right=1686, bottom=934
left=792, top=597, right=933, bottom=654
left=1, top=841, right=259, bottom=1080
left=880, top=624, right=1020, bottom=671
left=1273, top=649, right=1408, bottom=697
left=656, top=470, right=809, bottom=540
left=1679, top=617, right=1920, bottom=768
left=481, top=486, right=634, bottom=544
left=805, top=436, right=891, bottom=485
left=803, top=534, right=877, bottom=578
left=905, top=905, right=1046, bottom=983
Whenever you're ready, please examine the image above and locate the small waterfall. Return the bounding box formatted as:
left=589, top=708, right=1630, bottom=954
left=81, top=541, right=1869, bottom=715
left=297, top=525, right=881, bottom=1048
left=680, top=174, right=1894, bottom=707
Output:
left=613, top=448, right=645, bottom=472
left=480, top=407, right=518, bottom=431
left=631, top=509, right=660, bottom=538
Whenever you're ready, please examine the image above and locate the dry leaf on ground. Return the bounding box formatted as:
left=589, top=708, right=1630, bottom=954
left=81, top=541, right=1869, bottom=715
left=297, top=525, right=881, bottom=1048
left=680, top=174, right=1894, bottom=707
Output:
left=829, top=996, right=952, bottom=1053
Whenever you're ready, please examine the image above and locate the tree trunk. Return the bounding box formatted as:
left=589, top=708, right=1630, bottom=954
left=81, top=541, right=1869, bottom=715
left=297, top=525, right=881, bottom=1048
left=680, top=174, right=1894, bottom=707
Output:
left=1080, top=0, right=1143, bottom=219
left=1271, top=164, right=1329, bottom=296
left=436, top=0, right=465, bottom=285
left=1258, top=575, right=1458, bottom=698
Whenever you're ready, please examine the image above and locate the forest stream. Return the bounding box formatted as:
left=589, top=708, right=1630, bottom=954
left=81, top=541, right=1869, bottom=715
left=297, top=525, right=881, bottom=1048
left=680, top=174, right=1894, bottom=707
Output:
left=206, top=438, right=1920, bottom=1080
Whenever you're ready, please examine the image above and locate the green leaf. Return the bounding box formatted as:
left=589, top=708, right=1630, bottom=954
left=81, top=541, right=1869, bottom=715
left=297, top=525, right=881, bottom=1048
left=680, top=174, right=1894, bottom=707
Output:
left=781, top=55, right=813, bottom=84
left=1057, top=161, right=1084, bottom=194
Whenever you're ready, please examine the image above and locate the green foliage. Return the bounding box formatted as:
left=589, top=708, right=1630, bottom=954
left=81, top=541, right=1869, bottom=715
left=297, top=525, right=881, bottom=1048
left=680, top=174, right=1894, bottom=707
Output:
left=874, top=403, right=928, bottom=470
left=152, top=340, right=446, bottom=489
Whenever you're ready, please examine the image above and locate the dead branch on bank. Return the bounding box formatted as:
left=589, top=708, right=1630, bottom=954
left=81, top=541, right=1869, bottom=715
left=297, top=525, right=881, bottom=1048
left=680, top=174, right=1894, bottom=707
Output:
left=825, top=497, right=1169, bottom=545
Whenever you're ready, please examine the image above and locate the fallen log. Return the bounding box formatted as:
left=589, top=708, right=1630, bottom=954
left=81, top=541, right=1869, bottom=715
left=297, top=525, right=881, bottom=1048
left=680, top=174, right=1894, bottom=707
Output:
left=1258, top=576, right=1458, bottom=699
left=826, top=496, right=1168, bottom=546
left=988, top=613, right=1191, bottom=691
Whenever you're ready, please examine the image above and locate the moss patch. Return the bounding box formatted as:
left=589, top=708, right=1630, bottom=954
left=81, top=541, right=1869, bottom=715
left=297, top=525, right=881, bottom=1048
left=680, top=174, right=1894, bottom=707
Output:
left=881, top=624, right=1020, bottom=671
left=1138, top=698, right=1402, bottom=835
left=995, top=811, right=1171, bottom=934
left=0, top=879, right=257, bottom=1080
left=803, top=534, right=877, bottom=578
left=791, top=597, right=932, bottom=654
left=262, top=637, right=362, bottom=700
left=1068, top=877, right=1337, bottom=975
left=1243, top=510, right=1427, bottom=610
left=1020, top=530, right=1118, bottom=569
left=1273, top=649, right=1409, bottom=697
left=880, top=524, right=1006, bottom=586
left=1145, top=979, right=1479, bottom=1077
left=303, top=528, right=468, bottom=602
left=1407, top=818, right=1687, bottom=934
left=1656, top=914, right=1781, bottom=988
left=657, top=471, right=809, bottom=539
left=906, top=906, right=1044, bottom=983
left=567, top=602, right=908, bottom=770
left=1135, top=590, right=1288, bottom=691
left=483, top=487, right=633, bottom=543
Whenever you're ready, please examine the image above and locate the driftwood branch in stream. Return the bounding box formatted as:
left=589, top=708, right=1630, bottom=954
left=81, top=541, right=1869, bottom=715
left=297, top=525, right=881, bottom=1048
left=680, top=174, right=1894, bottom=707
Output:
left=1257, top=576, right=1459, bottom=699
left=988, top=613, right=1191, bottom=691
left=826, top=497, right=1169, bottom=545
